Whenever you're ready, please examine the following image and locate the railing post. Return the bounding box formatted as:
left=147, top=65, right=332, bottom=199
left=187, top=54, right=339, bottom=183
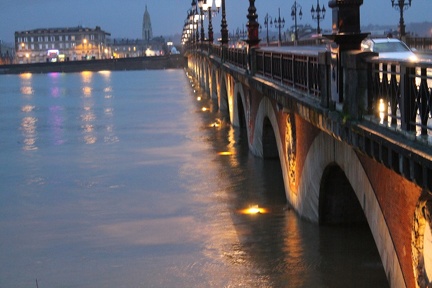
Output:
left=318, top=51, right=331, bottom=108
left=400, top=65, right=416, bottom=132
left=342, top=51, right=373, bottom=120
left=249, top=47, right=257, bottom=75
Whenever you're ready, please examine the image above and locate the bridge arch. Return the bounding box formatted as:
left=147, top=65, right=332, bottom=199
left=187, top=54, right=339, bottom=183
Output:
left=296, top=131, right=404, bottom=287
left=319, top=163, right=368, bottom=225
left=250, top=97, right=281, bottom=159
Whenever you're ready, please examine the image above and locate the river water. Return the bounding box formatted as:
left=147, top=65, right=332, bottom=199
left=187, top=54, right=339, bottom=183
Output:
left=0, top=70, right=388, bottom=288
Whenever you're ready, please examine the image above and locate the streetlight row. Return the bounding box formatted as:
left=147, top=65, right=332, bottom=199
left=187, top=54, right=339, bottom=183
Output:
left=182, top=0, right=413, bottom=46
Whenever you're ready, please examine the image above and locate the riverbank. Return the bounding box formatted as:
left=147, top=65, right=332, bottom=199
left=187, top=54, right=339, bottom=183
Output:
left=0, top=54, right=185, bottom=74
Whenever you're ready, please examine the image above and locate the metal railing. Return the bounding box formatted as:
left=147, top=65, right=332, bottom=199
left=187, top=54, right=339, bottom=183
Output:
left=406, top=37, right=432, bottom=52
left=369, top=59, right=432, bottom=138
left=255, top=50, right=321, bottom=100
left=226, top=47, right=247, bottom=69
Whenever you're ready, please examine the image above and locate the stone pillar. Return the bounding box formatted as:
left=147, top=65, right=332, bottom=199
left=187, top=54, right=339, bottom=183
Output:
left=343, top=51, right=376, bottom=120
left=324, top=0, right=369, bottom=109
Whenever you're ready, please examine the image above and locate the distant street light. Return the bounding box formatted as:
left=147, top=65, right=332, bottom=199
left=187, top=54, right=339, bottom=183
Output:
left=311, top=0, right=326, bottom=34
left=291, top=1, right=303, bottom=41
left=263, top=13, right=273, bottom=45
left=274, top=8, right=285, bottom=45
left=391, top=0, right=412, bottom=39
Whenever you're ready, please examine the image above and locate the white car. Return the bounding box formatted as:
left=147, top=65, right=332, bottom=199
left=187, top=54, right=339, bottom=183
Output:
left=361, top=38, right=418, bottom=62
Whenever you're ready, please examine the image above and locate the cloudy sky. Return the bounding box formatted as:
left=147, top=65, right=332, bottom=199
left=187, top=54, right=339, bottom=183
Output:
left=0, top=0, right=430, bottom=43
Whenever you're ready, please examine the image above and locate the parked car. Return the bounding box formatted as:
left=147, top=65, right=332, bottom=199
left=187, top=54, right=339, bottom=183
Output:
left=361, top=38, right=418, bottom=62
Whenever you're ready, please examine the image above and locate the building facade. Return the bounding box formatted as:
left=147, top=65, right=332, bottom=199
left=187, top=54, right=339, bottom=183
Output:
left=14, top=26, right=111, bottom=63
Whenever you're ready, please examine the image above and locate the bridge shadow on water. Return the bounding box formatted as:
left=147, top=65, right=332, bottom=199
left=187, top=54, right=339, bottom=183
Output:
left=189, top=73, right=389, bottom=287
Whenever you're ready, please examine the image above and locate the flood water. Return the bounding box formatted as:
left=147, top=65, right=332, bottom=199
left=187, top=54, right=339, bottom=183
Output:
left=0, top=69, right=388, bottom=288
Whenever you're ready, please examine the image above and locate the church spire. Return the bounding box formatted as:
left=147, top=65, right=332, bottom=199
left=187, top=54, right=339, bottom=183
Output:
left=142, top=5, right=153, bottom=44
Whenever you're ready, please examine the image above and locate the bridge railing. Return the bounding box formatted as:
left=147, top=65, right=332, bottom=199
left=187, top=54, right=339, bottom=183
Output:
left=226, top=47, right=248, bottom=69
left=368, top=59, right=432, bottom=138
left=406, top=37, right=432, bottom=52
left=255, top=50, right=321, bottom=100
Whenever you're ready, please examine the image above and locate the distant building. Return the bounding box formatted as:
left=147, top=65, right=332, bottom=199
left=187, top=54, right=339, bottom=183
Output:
left=109, top=6, right=167, bottom=58
left=110, top=38, right=142, bottom=58
left=14, top=26, right=111, bottom=63
left=142, top=5, right=153, bottom=45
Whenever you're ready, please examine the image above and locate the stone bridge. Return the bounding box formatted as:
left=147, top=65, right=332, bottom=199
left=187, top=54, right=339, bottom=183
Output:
left=184, top=37, right=432, bottom=288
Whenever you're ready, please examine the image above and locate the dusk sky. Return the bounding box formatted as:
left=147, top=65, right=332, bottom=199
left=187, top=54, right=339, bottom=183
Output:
left=0, top=0, right=431, bottom=43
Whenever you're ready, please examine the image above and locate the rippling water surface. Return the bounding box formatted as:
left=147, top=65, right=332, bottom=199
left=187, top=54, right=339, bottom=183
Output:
left=0, top=70, right=388, bottom=287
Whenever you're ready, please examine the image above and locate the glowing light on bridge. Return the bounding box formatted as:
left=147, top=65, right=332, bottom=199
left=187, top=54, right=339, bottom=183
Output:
left=239, top=205, right=268, bottom=215
left=378, top=98, right=386, bottom=124
left=217, top=151, right=232, bottom=156
left=201, top=107, right=209, bottom=112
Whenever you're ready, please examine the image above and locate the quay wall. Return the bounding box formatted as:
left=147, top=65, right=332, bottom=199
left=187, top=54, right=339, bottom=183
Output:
left=0, top=54, right=186, bottom=74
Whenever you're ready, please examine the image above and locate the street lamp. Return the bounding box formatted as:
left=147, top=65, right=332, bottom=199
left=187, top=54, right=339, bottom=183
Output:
left=203, top=0, right=221, bottom=43
left=198, top=0, right=206, bottom=42
left=311, top=0, right=326, bottom=34
left=274, top=8, right=285, bottom=45
left=291, top=1, right=303, bottom=41
left=391, top=0, right=412, bottom=39
left=246, top=0, right=260, bottom=47
left=220, top=0, right=229, bottom=45
left=263, top=14, right=273, bottom=45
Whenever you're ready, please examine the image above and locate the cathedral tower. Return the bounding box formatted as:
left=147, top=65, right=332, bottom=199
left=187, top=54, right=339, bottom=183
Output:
left=142, top=5, right=153, bottom=44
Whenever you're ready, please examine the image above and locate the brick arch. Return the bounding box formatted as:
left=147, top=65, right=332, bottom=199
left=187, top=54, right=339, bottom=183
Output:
left=296, top=131, right=404, bottom=287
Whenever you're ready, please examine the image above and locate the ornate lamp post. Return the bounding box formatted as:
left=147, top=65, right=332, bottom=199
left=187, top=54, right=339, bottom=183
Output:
left=311, top=0, right=326, bottom=34
left=198, top=0, right=205, bottom=42
left=246, top=0, right=260, bottom=47
left=203, top=0, right=221, bottom=43
left=263, top=14, right=273, bottom=45
left=391, top=0, right=412, bottom=39
left=191, top=0, right=199, bottom=43
left=220, top=0, right=229, bottom=45
left=291, top=1, right=303, bottom=41
left=274, top=8, right=285, bottom=45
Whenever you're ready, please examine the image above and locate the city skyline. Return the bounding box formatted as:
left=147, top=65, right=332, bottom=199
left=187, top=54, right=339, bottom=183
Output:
left=0, top=0, right=431, bottom=43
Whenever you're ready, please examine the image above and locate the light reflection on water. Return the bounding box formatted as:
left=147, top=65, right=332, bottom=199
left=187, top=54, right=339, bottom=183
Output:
left=0, top=70, right=388, bottom=288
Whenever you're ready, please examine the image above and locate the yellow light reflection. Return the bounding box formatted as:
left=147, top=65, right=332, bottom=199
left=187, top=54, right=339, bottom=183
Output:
left=82, top=86, right=92, bottom=97
left=239, top=205, right=268, bottom=215
left=19, top=73, right=32, bottom=80
left=197, top=96, right=202, bottom=101
left=218, top=151, right=233, bottom=156
left=21, top=105, right=35, bottom=112
left=201, top=107, right=209, bottom=112
left=80, top=71, right=93, bottom=84
left=20, top=86, right=34, bottom=95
